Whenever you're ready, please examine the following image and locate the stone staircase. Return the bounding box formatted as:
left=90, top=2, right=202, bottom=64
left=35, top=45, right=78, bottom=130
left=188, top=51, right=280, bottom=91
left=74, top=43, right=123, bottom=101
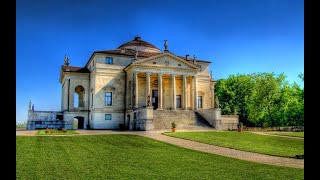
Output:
left=153, top=110, right=213, bottom=130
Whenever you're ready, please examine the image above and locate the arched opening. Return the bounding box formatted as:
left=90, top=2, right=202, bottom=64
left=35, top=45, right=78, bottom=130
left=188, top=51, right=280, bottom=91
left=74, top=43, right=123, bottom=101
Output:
left=74, top=86, right=85, bottom=108
left=74, top=116, right=84, bottom=129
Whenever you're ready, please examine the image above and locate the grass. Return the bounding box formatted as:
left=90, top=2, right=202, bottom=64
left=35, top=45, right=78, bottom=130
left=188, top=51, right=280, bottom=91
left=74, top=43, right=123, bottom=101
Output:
left=163, top=131, right=304, bottom=157
left=16, top=135, right=303, bottom=179
left=36, top=129, right=78, bottom=135
left=265, top=131, right=304, bottom=138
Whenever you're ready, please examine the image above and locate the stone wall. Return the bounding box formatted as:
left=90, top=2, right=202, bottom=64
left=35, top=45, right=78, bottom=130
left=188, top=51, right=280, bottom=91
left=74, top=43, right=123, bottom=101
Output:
left=197, top=80, right=213, bottom=109
left=220, top=115, right=239, bottom=130
left=91, top=112, right=124, bottom=129
left=196, top=109, right=239, bottom=130
left=27, top=110, right=67, bottom=130
left=129, top=107, right=154, bottom=131
left=94, top=70, right=125, bottom=110
left=94, top=54, right=133, bottom=67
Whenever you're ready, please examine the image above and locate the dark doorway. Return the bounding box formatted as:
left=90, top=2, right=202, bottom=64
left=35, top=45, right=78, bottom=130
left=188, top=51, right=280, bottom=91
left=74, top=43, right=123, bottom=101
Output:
left=75, top=116, right=84, bottom=129
left=176, top=95, right=181, bottom=108
left=152, top=90, right=158, bottom=110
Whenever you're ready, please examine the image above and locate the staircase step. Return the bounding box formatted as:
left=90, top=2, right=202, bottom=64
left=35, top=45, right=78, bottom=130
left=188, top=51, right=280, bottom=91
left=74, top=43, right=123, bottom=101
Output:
left=153, top=110, right=213, bottom=130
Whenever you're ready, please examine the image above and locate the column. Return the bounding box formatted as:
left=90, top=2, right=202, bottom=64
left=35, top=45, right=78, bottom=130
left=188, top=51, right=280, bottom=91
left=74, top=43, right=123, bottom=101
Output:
left=194, top=75, right=198, bottom=110
left=158, top=73, right=163, bottom=110
left=134, top=72, right=138, bottom=108
left=182, top=75, right=187, bottom=110
left=172, top=74, right=176, bottom=109
left=146, top=72, right=151, bottom=106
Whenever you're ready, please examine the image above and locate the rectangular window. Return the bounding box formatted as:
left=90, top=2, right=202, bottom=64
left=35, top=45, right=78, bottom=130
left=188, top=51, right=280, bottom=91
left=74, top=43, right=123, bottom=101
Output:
left=105, top=114, right=112, bottom=120
left=197, top=96, right=203, bottom=109
left=105, top=92, right=112, bottom=106
left=106, top=57, right=113, bottom=64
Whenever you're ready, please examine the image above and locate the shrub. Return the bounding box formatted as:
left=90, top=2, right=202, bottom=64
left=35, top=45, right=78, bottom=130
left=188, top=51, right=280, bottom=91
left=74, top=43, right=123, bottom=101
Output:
left=171, top=122, right=176, bottom=128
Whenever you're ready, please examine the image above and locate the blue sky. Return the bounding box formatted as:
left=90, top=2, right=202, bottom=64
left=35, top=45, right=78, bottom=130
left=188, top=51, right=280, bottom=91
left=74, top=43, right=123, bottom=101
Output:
left=16, top=0, right=304, bottom=123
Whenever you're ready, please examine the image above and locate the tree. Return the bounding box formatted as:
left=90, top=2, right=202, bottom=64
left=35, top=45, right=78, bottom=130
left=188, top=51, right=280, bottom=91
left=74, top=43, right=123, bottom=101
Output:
left=298, top=72, right=304, bottom=81
left=215, top=74, right=254, bottom=125
left=215, top=72, right=304, bottom=127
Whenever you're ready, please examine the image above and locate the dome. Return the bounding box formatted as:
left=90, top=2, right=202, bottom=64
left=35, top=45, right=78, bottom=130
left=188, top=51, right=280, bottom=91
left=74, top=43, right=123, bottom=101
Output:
left=117, top=36, right=162, bottom=53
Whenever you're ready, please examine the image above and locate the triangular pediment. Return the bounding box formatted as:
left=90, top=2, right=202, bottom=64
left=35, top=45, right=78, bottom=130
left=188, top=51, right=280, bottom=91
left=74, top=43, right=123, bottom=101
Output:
left=134, top=53, right=199, bottom=69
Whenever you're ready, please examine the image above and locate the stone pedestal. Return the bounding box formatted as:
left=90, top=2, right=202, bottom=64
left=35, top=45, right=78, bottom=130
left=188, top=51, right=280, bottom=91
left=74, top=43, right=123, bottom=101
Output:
left=145, top=107, right=154, bottom=130
left=212, top=108, right=222, bottom=129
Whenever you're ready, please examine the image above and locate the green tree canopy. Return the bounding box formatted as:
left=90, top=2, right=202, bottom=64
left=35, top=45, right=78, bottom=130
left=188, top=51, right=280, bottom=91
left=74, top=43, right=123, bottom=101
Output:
left=215, top=73, right=304, bottom=127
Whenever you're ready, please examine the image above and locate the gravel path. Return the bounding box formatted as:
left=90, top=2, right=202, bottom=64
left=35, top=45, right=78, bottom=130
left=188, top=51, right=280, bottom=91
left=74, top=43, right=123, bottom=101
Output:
left=251, top=131, right=304, bottom=139
left=16, top=129, right=303, bottom=169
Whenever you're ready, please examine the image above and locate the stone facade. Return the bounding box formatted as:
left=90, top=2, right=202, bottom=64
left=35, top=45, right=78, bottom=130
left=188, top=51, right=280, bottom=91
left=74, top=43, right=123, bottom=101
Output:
left=27, top=36, right=237, bottom=130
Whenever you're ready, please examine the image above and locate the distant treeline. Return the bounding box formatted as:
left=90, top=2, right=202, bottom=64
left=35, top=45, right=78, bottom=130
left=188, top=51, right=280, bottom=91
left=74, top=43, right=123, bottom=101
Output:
left=215, top=72, right=304, bottom=127
left=16, top=121, right=27, bottom=128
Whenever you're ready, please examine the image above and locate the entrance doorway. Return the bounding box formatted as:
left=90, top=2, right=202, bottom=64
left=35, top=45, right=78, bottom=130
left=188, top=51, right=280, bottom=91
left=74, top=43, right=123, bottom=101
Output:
left=75, top=116, right=84, bottom=129
left=152, top=90, right=158, bottom=110
left=176, top=95, right=181, bottom=108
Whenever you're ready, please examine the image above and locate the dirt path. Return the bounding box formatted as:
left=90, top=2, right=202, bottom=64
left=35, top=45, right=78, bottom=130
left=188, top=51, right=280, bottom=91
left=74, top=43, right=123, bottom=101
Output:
left=16, top=129, right=304, bottom=169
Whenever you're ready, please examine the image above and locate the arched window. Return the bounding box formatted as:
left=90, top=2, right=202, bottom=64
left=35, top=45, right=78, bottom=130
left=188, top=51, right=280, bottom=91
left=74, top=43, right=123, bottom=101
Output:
left=74, top=85, right=85, bottom=108
left=74, top=93, right=79, bottom=108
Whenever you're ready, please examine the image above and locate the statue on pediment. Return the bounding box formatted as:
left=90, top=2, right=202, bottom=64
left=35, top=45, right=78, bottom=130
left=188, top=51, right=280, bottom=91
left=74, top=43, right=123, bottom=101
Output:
left=164, top=39, right=168, bottom=51
left=147, top=95, right=151, bottom=106
left=64, top=54, right=69, bottom=66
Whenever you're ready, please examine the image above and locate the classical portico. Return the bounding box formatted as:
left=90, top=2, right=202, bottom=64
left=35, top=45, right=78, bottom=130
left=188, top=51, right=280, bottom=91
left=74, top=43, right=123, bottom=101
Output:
left=125, top=52, right=202, bottom=111
left=132, top=71, right=199, bottom=110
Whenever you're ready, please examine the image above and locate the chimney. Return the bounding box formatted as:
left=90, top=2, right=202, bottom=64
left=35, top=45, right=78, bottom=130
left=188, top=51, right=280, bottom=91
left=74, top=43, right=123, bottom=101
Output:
left=186, top=55, right=189, bottom=61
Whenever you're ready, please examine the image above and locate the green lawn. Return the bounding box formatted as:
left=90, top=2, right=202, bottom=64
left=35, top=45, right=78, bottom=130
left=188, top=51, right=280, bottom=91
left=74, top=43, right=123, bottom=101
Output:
left=163, top=131, right=304, bottom=157
left=265, top=131, right=304, bottom=138
left=36, top=130, right=78, bottom=135
left=16, top=135, right=303, bottom=179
